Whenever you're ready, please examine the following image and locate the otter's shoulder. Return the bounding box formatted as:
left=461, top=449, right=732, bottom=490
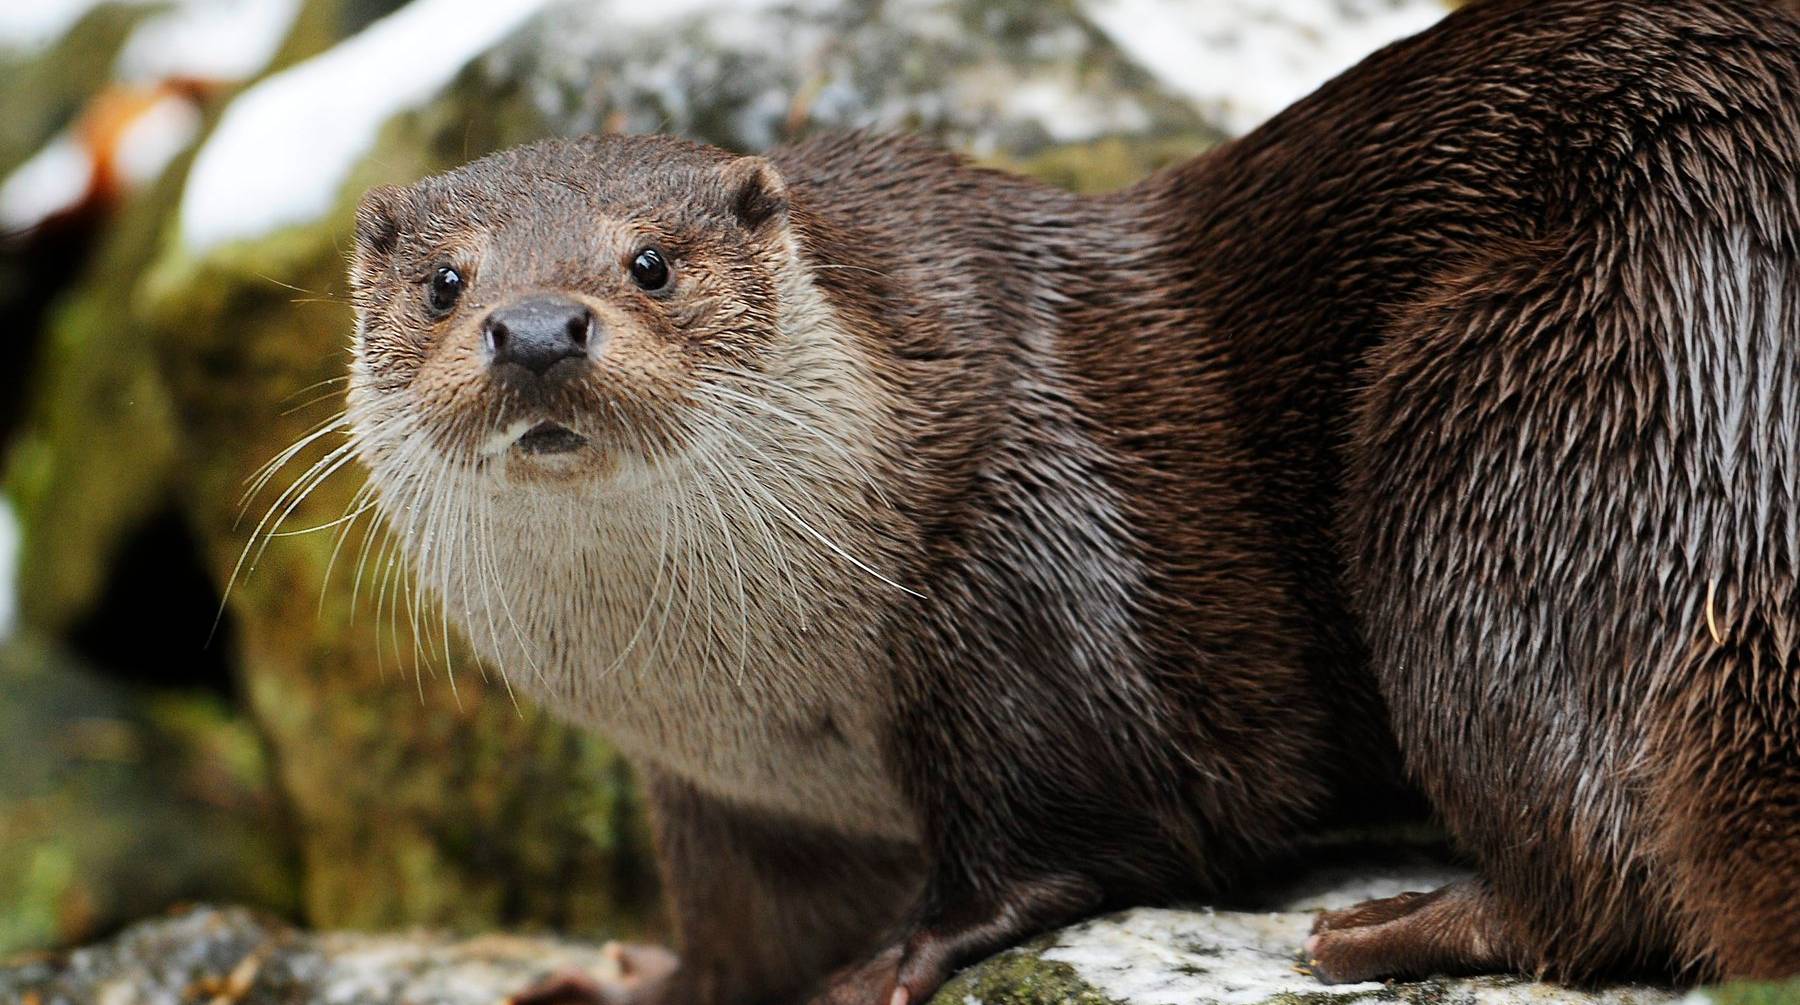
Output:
left=770, top=132, right=973, bottom=188
left=767, top=131, right=1068, bottom=220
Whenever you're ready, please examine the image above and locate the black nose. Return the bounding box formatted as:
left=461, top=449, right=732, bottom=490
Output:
left=484, top=296, right=596, bottom=375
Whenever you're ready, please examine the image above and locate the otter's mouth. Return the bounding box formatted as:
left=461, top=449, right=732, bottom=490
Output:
left=514, top=421, right=588, bottom=455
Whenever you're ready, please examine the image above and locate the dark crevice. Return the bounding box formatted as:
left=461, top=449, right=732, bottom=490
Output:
left=0, top=216, right=104, bottom=448
left=66, top=507, right=239, bottom=700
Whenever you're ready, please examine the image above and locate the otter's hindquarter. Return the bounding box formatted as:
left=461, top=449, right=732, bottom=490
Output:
left=1271, top=0, right=1800, bottom=982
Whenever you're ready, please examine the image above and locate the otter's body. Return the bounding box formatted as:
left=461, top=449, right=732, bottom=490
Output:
left=345, top=0, right=1800, bottom=1001
left=347, top=122, right=1398, bottom=1004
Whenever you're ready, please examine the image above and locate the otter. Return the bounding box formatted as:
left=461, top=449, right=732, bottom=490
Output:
left=345, top=130, right=1404, bottom=1005
left=343, top=0, right=1800, bottom=1000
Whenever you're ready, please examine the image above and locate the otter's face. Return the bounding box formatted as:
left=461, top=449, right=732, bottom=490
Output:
left=346, top=135, right=793, bottom=493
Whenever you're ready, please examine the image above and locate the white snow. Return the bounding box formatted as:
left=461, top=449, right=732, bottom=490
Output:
left=1039, top=862, right=1679, bottom=1005
left=0, top=0, right=136, bottom=54
left=0, top=0, right=297, bottom=62
left=178, top=0, right=559, bottom=254
left=114, top=0, right=301, bottom=84
left=0, top=497, right=18, bottom=640
left=115, top=93, right=207, bottom=187
left=1001, top=78, right=1150, bottom=143
left=1, top=0, right=298, bottom=233
left=0, top=94, right=203, bottom=233
left=1084, top=0, right=1450, bottom=136
left=0, top=131, right=90, bottom=233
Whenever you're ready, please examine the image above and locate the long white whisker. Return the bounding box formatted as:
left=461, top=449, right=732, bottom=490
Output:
left=692, top=377, right=890, bottom=506
left=702, top=422, right=921, bottom=599
left=690, top=447, right=752, bottom=685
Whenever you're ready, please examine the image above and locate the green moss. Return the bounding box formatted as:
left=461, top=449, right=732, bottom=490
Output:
left=3, top=143, right=192, bottom=633
left=1703, top=979, right=1800, bottom=1005
left=0, top=636, right=298, bottom=954
left=935, top=944, right=1124, bottom=1005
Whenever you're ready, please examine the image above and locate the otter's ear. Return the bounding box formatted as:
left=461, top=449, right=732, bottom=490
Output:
left=722, top=156, right=788, bottom=234
left=354, top=184, right=408, bottom=259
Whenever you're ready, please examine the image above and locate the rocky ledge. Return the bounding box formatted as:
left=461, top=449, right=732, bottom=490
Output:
left=8, top=858, right=1793, bottom=1005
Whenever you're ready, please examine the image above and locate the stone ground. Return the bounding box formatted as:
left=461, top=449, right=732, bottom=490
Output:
left=10, top=855, right=1785, bottom=1005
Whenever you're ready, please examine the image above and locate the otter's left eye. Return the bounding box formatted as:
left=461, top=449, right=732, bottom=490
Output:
left=630, top=248, right=670, bottom=291
left=427, top=266, right=463, bottom=314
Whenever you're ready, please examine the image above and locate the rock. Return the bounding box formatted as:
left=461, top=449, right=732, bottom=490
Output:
left=6, top=860, right=1794, bottom=1005
left=942, top=860, right=1663, bottom=1005
left=0, top=904, right=624, bottom=1005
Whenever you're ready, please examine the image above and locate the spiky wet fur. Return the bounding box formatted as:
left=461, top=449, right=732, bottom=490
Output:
left=322, top=0, right=1800, bottom=1001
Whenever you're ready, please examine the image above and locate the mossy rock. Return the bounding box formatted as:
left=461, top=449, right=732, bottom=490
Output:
left=1707, top=982, right=1800, bottom=1005
left=0, top=635, right=295, bottom=955
left=8, top=897, right=1791, bottom=1005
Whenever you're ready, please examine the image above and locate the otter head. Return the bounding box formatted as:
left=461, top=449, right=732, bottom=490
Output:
left=346, top=134, right=801, bottom=497
left=342, top=134, right=909, bottom=690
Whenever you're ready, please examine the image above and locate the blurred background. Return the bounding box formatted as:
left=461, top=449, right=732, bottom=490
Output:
left=0, top=0, right=1459, bottom=956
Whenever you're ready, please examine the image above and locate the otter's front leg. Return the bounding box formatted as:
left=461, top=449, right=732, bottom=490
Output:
left=810, top=663, right=1180, bottom=1005
left=813, top=872, right=1102, bottom=1005
left=517, top=768, right=921, bottom=1005
left=647, top=770, right=925, bottom=1004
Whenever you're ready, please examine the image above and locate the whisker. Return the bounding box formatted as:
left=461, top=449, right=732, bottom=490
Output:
left=690, top=447, right=753, bottom=684
left=725, top=432, right=920, bottom=598
left=692, top=376, right=890, bottom=505
left=271, top=493, right=381, bottom=537
left=478, top=486, right=551, bottom=690
left=239, top=412, right=348, bottom=513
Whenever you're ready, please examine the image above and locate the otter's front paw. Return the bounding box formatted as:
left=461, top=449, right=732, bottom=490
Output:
left=509, top=942, right=679, bottom=1005
left=812, top=938, right=958, bottom=1005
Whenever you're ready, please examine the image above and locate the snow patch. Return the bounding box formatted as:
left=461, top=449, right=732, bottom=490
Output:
left=114, top=0, right=300, bottom=84
left=115, top=94, right=206, bottom=187
left=0, top=131, right=90, bottom=233
left=0, top=497, right=18, bottom=640
left=0, top=0, right=140, bottom=54
left=1043, top=907, right=1388, bottom=1005
left=1041, top=902, right=1682, bottom=1005
left=1084, top=0, right=1449, bottom=135
left=0, top=94, right=201, bottom=232
left=178, top=0, right=558, bottom=253
left=1001, top=78, right=1150, bottom=143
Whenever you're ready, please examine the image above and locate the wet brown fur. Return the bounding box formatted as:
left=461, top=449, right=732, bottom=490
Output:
left=347, top=121, right=1411, bottom=1002
left=345, top=0, right=1800, bottom=1000
left=1305, top=0, right=1800, bottom=985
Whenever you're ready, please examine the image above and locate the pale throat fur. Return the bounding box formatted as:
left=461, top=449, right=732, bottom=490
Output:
left=348, top=213, right=918, bottom=842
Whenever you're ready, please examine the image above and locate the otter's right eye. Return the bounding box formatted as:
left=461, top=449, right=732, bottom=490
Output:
left=427, top=266, right=463, bottom=315
left=630, top=248, right=671, bottom=291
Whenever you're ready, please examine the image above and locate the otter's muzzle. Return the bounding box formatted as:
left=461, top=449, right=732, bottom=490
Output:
left=483, top=295, right=599, bottom=377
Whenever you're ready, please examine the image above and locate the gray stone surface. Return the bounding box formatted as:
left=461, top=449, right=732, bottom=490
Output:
left=0, top=905, right=624, bottom=1005
left=2, top=861, right=1744, bottom=1005
left=937, top=859, right=1692, bottom=1005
